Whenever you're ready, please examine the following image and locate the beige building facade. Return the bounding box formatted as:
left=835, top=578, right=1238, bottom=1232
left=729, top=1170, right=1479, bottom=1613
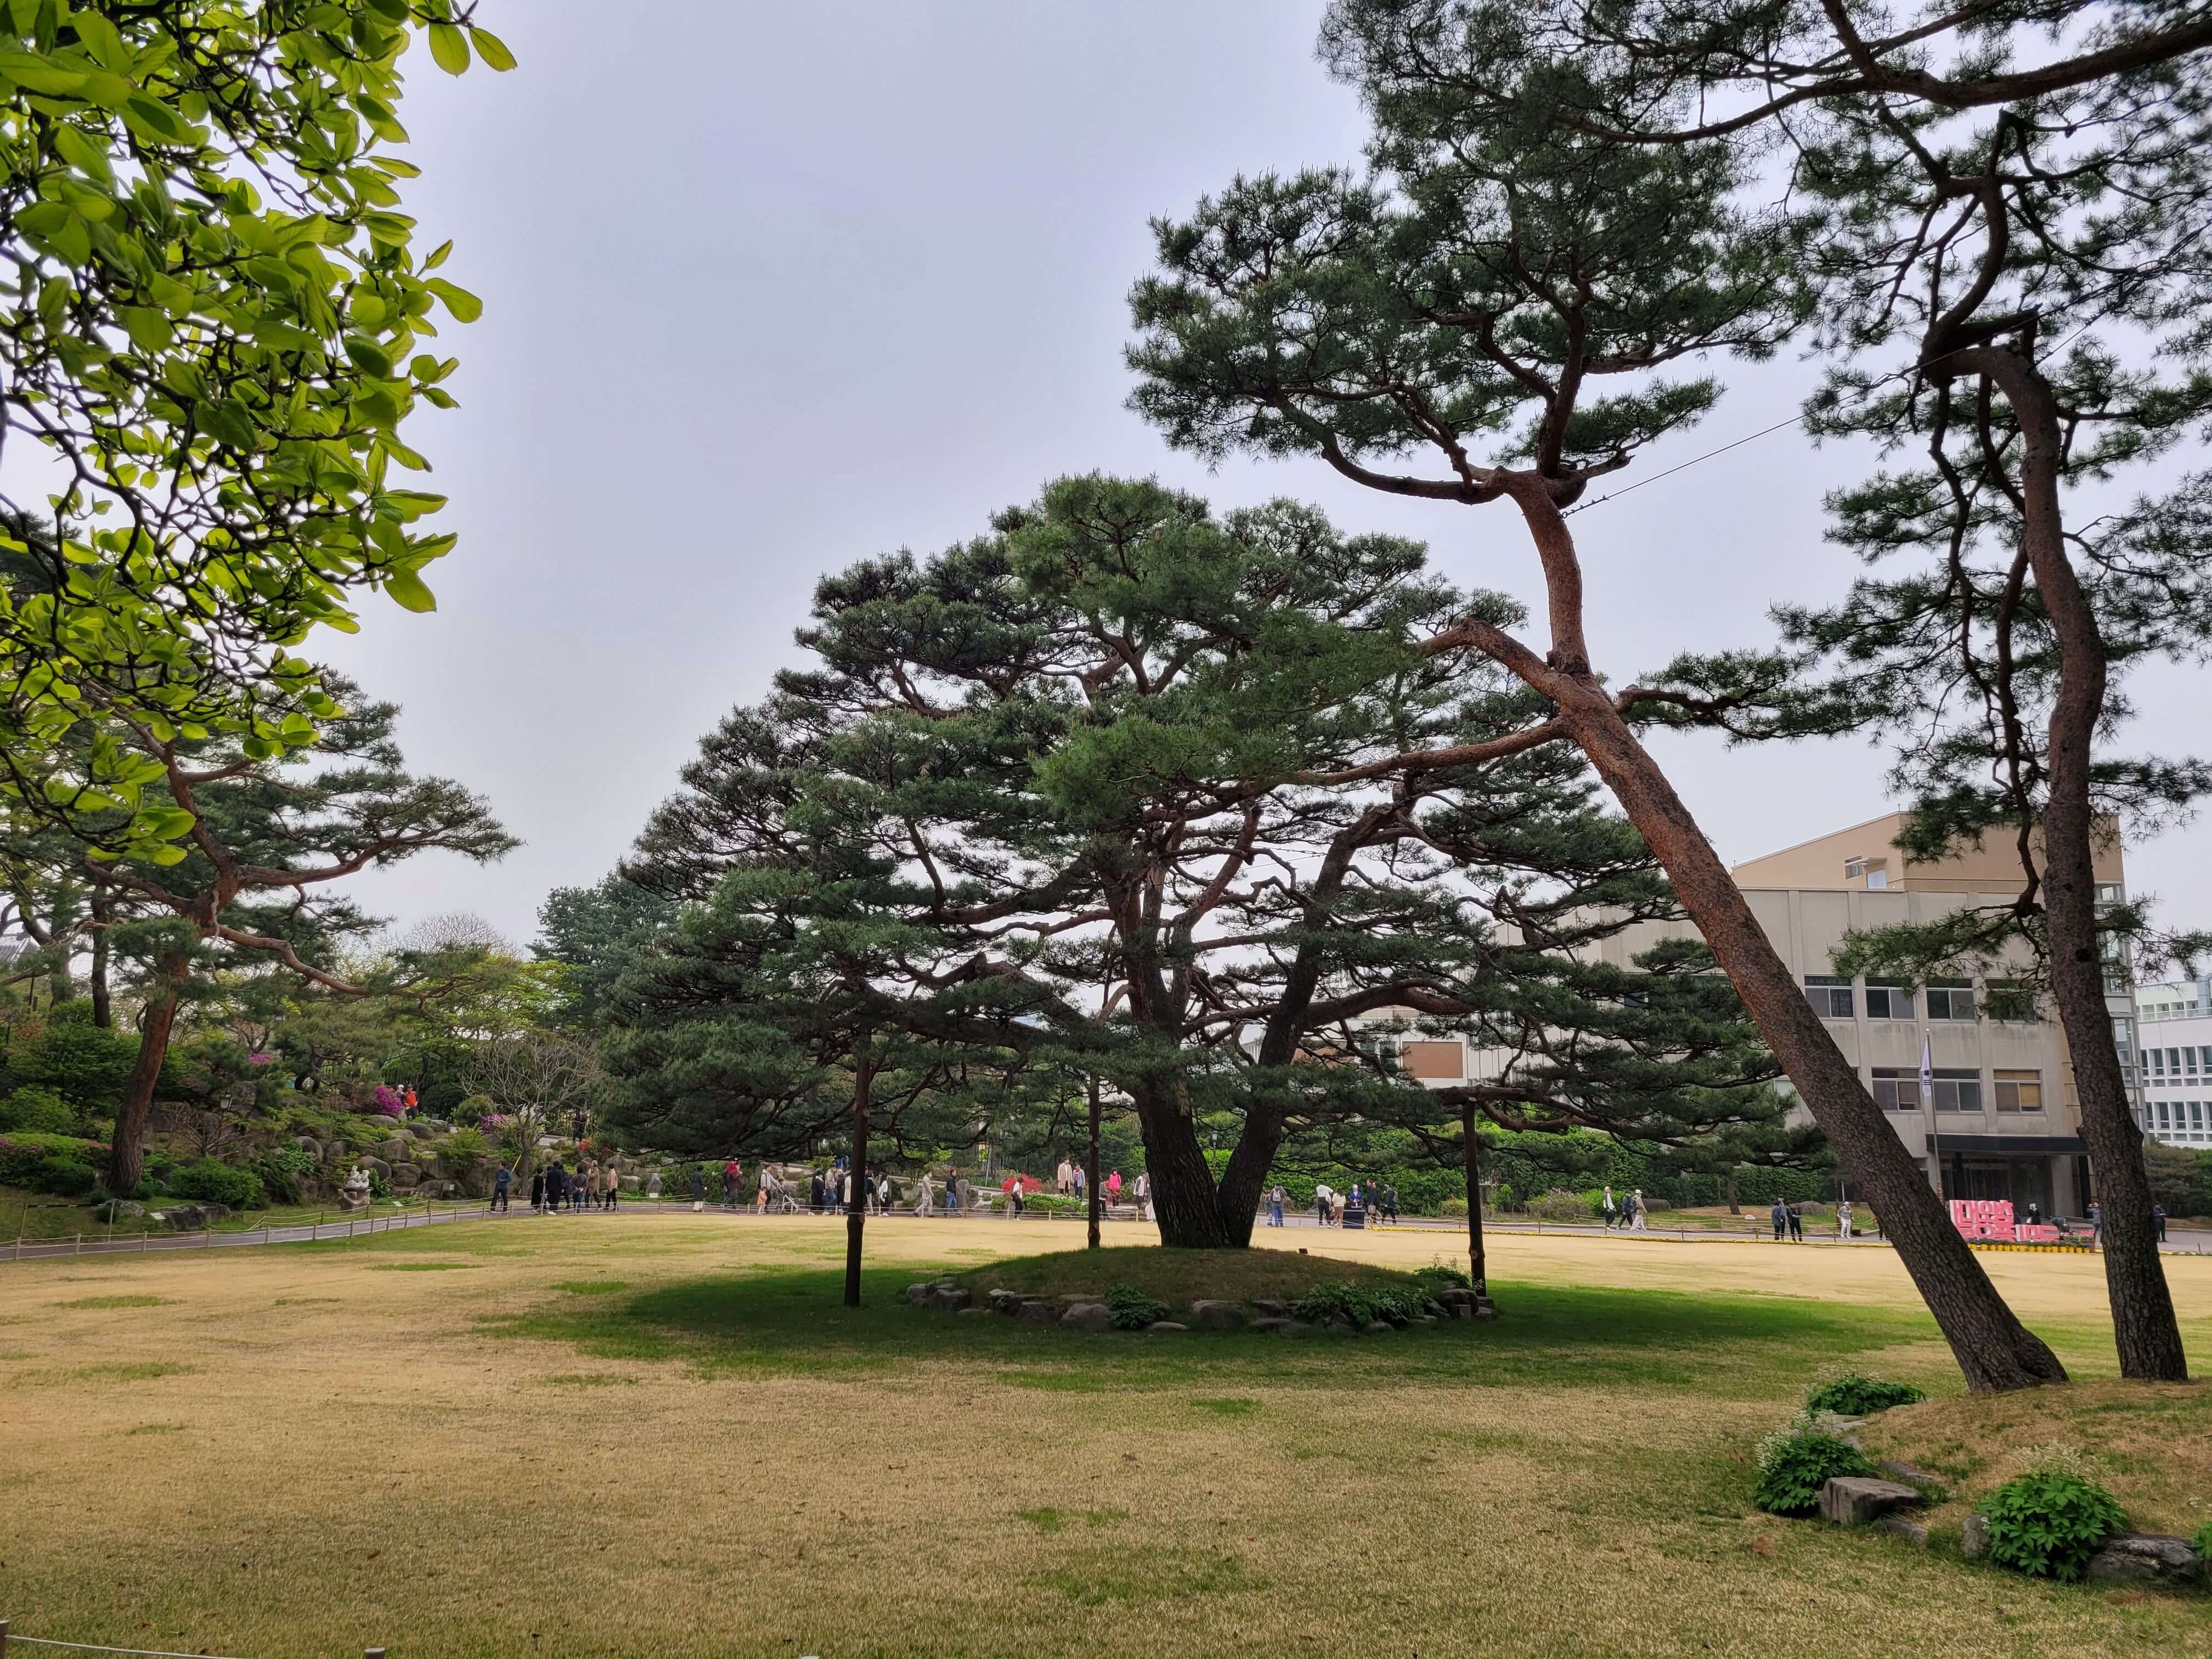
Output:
left=1361, top=811, right=2131, bottom=1218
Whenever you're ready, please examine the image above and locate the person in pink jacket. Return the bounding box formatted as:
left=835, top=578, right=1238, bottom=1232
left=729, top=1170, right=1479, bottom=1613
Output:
left=1105, top=1171, right=1122, bottom=1206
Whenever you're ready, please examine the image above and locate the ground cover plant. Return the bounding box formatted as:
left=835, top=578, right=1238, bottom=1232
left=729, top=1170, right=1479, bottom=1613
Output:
left=1807, top=1373, right=1929, bottom=1417
left=1979, top=1467, right=2128, bottom=1583
left=0, top=1216, right=2205, bottom=1659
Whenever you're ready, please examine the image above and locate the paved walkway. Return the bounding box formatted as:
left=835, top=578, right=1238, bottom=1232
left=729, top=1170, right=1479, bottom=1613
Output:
left=8, top=1197, right=2206, bottom=1262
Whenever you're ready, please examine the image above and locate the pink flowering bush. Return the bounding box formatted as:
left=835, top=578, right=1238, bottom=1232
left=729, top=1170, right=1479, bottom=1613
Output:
left=374, top=1084, right=404, bottom=1117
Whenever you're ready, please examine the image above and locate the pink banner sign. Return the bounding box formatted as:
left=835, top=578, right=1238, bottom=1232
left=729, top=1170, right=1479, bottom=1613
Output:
left=1949, top=1198, right=2013, bottom=1240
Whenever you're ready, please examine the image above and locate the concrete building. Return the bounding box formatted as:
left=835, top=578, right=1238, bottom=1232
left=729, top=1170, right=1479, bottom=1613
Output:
left=2133, top=975, right=2212, bottom=1149
left=1357, top=810, right=2135, bottom=1218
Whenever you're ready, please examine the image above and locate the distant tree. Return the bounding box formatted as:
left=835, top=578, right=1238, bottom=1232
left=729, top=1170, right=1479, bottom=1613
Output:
left=0, top=677, right=514, bottom=1193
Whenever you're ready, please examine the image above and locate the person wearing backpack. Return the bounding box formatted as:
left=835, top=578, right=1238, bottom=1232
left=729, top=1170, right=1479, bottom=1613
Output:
left=1769, top=1197, right=1787, bottom=1242
left=491, top=1164, right=511, bottom=1213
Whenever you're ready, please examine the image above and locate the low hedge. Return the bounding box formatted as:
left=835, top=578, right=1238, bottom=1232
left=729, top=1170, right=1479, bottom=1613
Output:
left=0, top=1132, right=111, bottom=1194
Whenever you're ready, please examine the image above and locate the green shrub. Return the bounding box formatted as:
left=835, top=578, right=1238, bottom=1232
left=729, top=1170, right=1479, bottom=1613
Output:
left=250, top=1155, right=301, bottom=1206
left=0, top=1086, right=75, bottom=1135
left=2191, top=1520, right=2212, bottom=1558
left=1105, top=1283, right=1172, bottom=1330
left=0, top=1131, right=108, bottom=1185
left=1526, top=1189, right=1592, bottom=1223
left=1289, top=1280, right=1438, bottom=1327
left=443, top=1126, right=489, bottom=1164
left=1753, top=1424, right=1875, bottom=1516
left=1979, top=1470, right=2126, bottom=1582
left=1413, top=1263, right=1472, bottom=1291
left=30, top=1155, right=97, bottom=1196
left=168, top=1159, right=265, bottom=1210
left=1438, top=1198, right=1468, bottom=1217
left=1805, top=1373, right=1928, bottom=1417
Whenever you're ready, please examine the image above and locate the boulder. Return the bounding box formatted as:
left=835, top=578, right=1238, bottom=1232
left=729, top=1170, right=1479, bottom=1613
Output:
left=163, top=1204, right=208, bottom=1230
left=376, top=1138, right=409, bottom=1164
left=1249, top=1317, right=1296, bottom=1334
left=905, top=1283, right=933, bottom=1305
left=1362, top=1320, right=1395, bottom=1336
left=1146, top=1322, right=1189, bottom=1334
left=1871, top=1515, right=1930, bottom=1548
left=1060, top=1303, right=1115, bottom=1333
left=335, top=1187, right=371, bottom=1214
left=389, top=1164, right=423, bottom=1188
left=1251, top=1298, right=1289, bottom=1318
left=94, top=1199, right=145, bottom=1223
left=294, top=1136, right=323, bottom=1161
left=2084, top=1534, right=2203, bottom=1587
left=357, top=1156, right=391, bottom=1180
left=1017, top=1299, right=1059, bottom=1323
left=1875, top=1460, right=1948, bottom=1497
left=1960, top=1514, right=1990, bottom=1559
left=926, top=1287, right=972, bottom=1314
left=1189, top=1300, right=1246, bottom=1332
left=1817, top=1477, right=1926, bottom=1527
left=956, top=1306, right=995, bottom=1317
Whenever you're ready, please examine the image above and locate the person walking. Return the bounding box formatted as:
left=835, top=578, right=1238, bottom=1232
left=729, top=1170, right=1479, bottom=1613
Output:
left=1769, top=1197, right=1787, bottom=1243
left=688, top=1163, right=706, bottom=1211
left=1836, top=1199, right=1853, bottom=1242
left=603, top=1163, right=620, bottom=1210
left=1269, top=1183, right=1285, bottom=1228
left=1601, top=1185, right=1617, bottom=1230
left=2153, top=1201, right=2168, bottom=1243
left=1383, top=1182, right=1400, bottom=1224
left=1630, top=1189, right=1648, bottom=1232
left=491, top=1164, right=511, bottom=1213
left=545, top=1162, right=566, bottom=1214
left=2089, top=1199, right=2103, bottom=1248
left=1135, top=1170, right=1152, bottom=1222
left=528, top=1166, right=545, bottom=1213
left=1314, top=1184, right=1333, bottom=1227
left=723, top=1159, right=741, bottom=1209
left=1786, top=1201, right=1804, bottom=1243
left=1105, top=1171, right=1122, bottom=1210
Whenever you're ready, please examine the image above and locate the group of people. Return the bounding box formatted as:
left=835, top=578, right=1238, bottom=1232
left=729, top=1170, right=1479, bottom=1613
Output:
left=521, top=1159, right=621, bottom=1213
left=1600, top=1186, right=1651, bottom=1232
left=1297, top=1181, right=1399, bottom=1227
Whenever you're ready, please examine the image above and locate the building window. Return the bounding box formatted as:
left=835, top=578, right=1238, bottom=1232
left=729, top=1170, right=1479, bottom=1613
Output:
left=2156, top=1101, right=2172, bottom=1130
left=2190, top=1047, right=2202, bottom=1076
left=1865, top=980, right=1914, bottom=1020
left=1804, top=975, right=1853, bottom=1019
left=1932, top=1069, right=1983, bottom=1112
left=1984, top=979, right=2035, bottom=1022
left=2194, top=1102, right=2208, bottom=1136
left=2171, top=1048, right=2184, bottom=1075
left=2152, top=1048, right=2166, bottom=1077
left=1994, top=1070, right=2043, bottom=1113
left=1870, top=1068, right=1916, bottom=1110
left=1926, top=980, right=1976, bottom=1021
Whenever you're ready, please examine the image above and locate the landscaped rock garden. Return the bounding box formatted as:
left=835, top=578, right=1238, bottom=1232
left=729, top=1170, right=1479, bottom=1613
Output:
left=1752, top=1372, right=2208, bottom=1594
left=905, top=1269, right=1496, bottom=1335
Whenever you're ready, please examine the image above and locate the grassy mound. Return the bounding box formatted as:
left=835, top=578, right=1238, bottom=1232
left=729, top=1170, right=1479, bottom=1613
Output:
left=1857, top=1378, right=2211, bottom=1539
left=955, top=1245, right=1435, bottom=1308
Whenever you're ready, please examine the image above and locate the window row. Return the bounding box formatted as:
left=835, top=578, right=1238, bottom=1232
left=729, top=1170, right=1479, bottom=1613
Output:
left=1805, top=975, right=2034, bottom=1023
left=2151, top=1099, right=2210, bottom=1142
left=1870, top=1067, right=2044, bottom=1114
left=2146, top=1046, right=2205, bottom=1080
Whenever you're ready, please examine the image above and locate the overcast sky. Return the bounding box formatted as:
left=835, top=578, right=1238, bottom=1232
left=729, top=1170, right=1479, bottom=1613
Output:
left=292, top=2, right=2211, bottom=955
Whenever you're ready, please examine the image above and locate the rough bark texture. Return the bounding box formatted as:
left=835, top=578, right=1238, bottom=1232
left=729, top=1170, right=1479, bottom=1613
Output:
left=1468, top=478, right=2067, bottom=1392
left=1951, top=345, right=2187, bottom=1381
left=843, top=1046, right=872, bottom=1309
left=106, top=949, right=188, bottom=1195
left=1135, top=1079, right=1238, bottom=1248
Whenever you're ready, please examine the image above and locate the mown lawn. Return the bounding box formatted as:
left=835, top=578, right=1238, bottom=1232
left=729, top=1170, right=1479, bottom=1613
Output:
left=0, top=1212, right=2205, bottom=1658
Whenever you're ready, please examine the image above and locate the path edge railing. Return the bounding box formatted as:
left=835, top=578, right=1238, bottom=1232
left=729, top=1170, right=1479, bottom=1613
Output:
left=0, top=1619, right=388, bottom=1659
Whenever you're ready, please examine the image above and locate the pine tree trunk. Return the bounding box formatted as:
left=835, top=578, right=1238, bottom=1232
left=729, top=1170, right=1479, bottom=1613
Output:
left=1133, top=1080, right=1235, bottom=1248
left=1952, top=345, right=2187, bottom=1381
left=1471, top=478, right=2065, bottom=1391
left=106, top=949, right=188, bottom=1196
left=1462, top=1107, right=1487, bottom=1297
left=89, top=893, right=111, bottom=1029
left=1086, top=1073, right=1102, bottom=1251
left=844, top=1044, right=872, bottom=1310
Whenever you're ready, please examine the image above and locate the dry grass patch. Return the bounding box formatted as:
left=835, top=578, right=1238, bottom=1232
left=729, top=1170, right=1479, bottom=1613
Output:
left=1859, top=1378, right=2212, bottom=1539
left=0, top=1213, right=2208, bottom=1657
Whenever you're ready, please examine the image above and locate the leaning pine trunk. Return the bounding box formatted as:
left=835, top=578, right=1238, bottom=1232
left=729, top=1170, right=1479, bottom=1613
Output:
left=844, top=1042, right=872, bottom=1309
left=1483, top=481, right=2066, bottom=1392
left=1950, top=345, right=2186, bottom=1380
left=106, top=948, right=189, bottom=1196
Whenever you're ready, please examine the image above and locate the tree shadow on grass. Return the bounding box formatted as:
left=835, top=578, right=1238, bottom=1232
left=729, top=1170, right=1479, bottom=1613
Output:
left=476, top=1262, right=1957, bottom=1401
